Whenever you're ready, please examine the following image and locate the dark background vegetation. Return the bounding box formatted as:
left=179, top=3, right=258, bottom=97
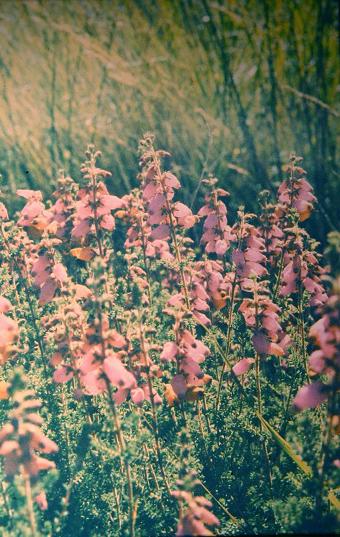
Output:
left=0, top=0, right=338, bottom=240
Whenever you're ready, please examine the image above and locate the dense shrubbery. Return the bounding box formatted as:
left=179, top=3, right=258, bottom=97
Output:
left=0, top=137, right=338, bottom=536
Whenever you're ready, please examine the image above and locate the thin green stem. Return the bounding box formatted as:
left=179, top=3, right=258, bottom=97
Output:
left=23, top=473, right=37, bottom=537
left=215, top=273, right=237, bottom=409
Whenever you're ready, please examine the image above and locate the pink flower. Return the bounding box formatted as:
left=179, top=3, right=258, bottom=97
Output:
left=130, top=387, right=145, bottom=406
left=0, top=202, right=8, bottom=220
left=0, top=305, right=19, bottom=364
left=160, top=341, right=178, bottom=361
left=171, top=374, right=187, bottom=398
left=0, top=297, right=11, bottom=314
left=278, top=164, right=316, bottom=221
left=232, top=358, right=255, bottom=376
left=0, top=378, right=58, bottom=478
left=293, top=382, right=327, bottom=410
left=199, top=184, right=233, bottom=256
left=35, top=491, right=48, bottom=511
left=172, top=487, right=220, bottom=537
left=150, top=224, right=171, bottom=240
left=103, top=357, right=137, bottom=390
left=53, top=366, right=74, bottom=384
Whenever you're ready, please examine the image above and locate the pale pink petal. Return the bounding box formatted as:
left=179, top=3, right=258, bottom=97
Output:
left=103, top=357, right=136, bottom=390
left=252, top=331, right=269, bottom=354
left=53, top=366, right=74, bottom=384
left=0, top=203, right=8, bottom=220
left=160, top=341, right=178, bottom=361
left=171, top=374, right=187, bottom=397
left=150, top=224, right=170, bottom=240
left=130, top=387, right=145, bottom=406
left=72, top=219, right=92, bottom=238
left=232, top=358, right=255, bottom=376
left=39, top=279, right=57, bottom=305
left=100, top=214, right=115, bottom=230
left=0, top=297, right=12, bottom=314
left=215, top=239, right=228, bottom=256
left=113, top=388, right=129, bottom=405
left=52, top=263, right=68, bottom=283
left=293, top=382, right=327, bottom=410
left=100, top=195, right=123, bottom=210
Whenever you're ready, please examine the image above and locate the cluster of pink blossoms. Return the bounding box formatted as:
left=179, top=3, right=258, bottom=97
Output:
left=161, top=310, right=210, bottom=400
left=49, top=173, right=79, bottom=239
left=279, top=227, right=327, bottom=307
left=198, top=180, right=233, bottom=256
left=232, top=217, right=267, bottom=288
left=16, top=189, right=51, bottom=232
left=196, top=260, right=237, bottom=311
left=122, top=189, right=173, bottom=262
left=31, top=238, right=69, bottom=304
left=72, top=149, right=123, bottom=240
left=138, top=141, right=196, bottom=241
left=239, top=280, right=289, bottom=357
left=171, top=468, right=220, bottom=537
left=172, top=489, right=220, bottom=536
left=278, top=159, right=316, bottom=222
left=294, top=280, right=339, bottom=410
left=0, top=378, right=58, bottom=479
left=0, top=297, right=18, bottom=365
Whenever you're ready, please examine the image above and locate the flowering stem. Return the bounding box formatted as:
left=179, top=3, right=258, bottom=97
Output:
left=255, top=353, right=275, bottom=505
left=139, top=216, right=153, bottom=305
left=1, top=480, right=12, bottom=528
left=298, top=286, right=309, bottom=381
left=140, top=325, right=171, bottom=495
left=215, top=272, right=237, bottom=410
left=91, top=171, right=104, bottom=258
left=106, top=383, right=135, bottom=537
left=272, top=247, right=285, bottom=302
left=95, top=289, right=135, bottom=537
left=23, top=472, right=37, bottom=537
left=316, top=387, right=336, bottom=512
left=0, top=224, right=46, bottom=367
left=152, top=149, right=191, bottom=309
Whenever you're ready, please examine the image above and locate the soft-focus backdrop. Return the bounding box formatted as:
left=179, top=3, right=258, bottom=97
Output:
left=0, top=0, right=338, bottom=239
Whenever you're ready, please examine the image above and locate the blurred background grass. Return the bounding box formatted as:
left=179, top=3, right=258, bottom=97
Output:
left=0, top=0, right=338, bottom=239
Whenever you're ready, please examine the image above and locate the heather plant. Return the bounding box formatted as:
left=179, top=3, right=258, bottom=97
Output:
left=0, top=139, right=338, bottom=537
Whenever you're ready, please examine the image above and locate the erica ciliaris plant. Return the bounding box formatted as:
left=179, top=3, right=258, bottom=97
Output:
left=0, top=139, right=338, bottom=536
